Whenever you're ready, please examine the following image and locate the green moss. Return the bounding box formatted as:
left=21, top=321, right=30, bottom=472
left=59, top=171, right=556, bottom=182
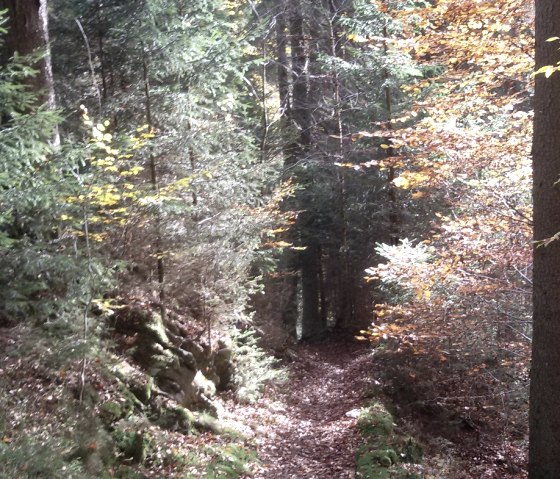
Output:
left=130, top=376, right=154, bottom=404
left=355, top=402, right=422, bottom=479
left=357, top=402, right=394, bottom=438
left=100, top=401, right=125, bottom=423
left=402, top=437, right=423, bottom=463
left=157, top=405, right=194, bottom=434
left=143, top=312, right=171, bottom=348
left=112, top=424, right=153, bottom=464
left=193, top=412, right=224, bottom=435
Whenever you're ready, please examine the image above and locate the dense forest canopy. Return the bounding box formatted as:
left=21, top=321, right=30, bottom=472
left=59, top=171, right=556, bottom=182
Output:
left=0, top=0, right=550, bottom=477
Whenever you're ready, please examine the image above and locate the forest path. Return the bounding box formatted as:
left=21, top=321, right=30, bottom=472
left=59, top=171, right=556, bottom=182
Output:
left=226, top=335, right=374, bottom=478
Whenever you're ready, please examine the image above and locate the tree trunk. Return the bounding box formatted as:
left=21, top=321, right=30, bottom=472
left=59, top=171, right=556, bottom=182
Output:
left=0, top=0, right=56, bottom=111
left=529, top=1, right=560, bottom=477
left=382, top=20, right=399, bottom=246
left=275, top=1, right=299, bottom=337
left=301, top=239, right=322, bottom=339
left=289, top=0, right=312, bottom=153
left=142, top=55, right=167, bottom=322
left=276, top=5, right=291, bottom=122
left=328, top=0, right=354, bottom=328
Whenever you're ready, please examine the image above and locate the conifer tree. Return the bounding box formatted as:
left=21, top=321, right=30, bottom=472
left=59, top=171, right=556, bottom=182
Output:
left=530, top=0, right=560, bottom=475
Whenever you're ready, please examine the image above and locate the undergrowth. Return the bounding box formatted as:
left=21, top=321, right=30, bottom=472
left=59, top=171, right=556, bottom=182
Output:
left=231, top=327, right=286, bottom=403
left=356, top=401, right=423, bottom=479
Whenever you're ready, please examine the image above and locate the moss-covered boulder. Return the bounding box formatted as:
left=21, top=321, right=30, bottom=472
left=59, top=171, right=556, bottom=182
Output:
left=213, top=346, right=234, bottom=391
left=112, top=417, right=153, bottom=465
left=156, top=404, right=194, bottom=434
left=110, top=305, right=242, bottom=416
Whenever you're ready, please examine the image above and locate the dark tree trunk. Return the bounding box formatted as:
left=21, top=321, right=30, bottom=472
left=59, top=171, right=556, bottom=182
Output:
left=382, top=20, right=399, bottom=246
left=289, top=0, right=312, bottom=154
left=327, top=0, right=354, bottom=328
left=0, top=0, right=56, bottom=110
left=530, top=1, right=560, bottom=477
left=142, top=56, right=167, bottom=322
left=301, top=239, right=323, bottom=339
left=275, top=1, right=299, bottom=337
left=278, top=0, right=315, bottom=338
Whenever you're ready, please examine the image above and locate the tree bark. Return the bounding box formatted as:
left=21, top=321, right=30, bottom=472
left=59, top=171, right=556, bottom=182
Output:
left=0, top=0, right=56, bottom=111
left=382, top=19, right=399, bottom=246
left=142, top=55, right=167, bottom=322
left=276, top=5, right=291, bottom=123
left=530, top=1, right=560, bottom=477
left=301, top=239, right=322, bottom=339
left=275, top=0, right=299, bottom=337
left=289, top=0, right=312, bottom=154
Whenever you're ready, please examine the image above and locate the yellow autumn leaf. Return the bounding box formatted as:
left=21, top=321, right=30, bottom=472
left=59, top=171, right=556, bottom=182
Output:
left=393, top=176, right=410, bottom=189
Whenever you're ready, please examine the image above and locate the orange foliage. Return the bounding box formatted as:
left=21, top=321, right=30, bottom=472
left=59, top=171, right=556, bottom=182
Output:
left=362, top=1, right=533, bottom=464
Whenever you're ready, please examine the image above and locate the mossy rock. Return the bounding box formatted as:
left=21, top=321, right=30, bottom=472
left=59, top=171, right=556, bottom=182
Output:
left=193, top=412, right=224, bottom=435
left=358, top=403, right=394, bottom=438
left=214, top=347, right=234, bottom=390
left=130, top=376, right=154, bottom=404
left=141, top=312, right=171, bottom=348
left=156, top=405, right=194, bottom=434
left=114, top=307, right=174, bottom=373
left=113, top=419, right=153, bottom=465
left=401, top=437, right=423, bottom=463
left=100, top=401, right=126, bottom=424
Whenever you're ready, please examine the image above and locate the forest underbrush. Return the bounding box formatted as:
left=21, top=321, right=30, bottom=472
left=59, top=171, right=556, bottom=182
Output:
left=0, top=298, right=277, bottom=479
left=0, top=312, right=530, bottom=478
left=367, top=328, right=529, bottom=479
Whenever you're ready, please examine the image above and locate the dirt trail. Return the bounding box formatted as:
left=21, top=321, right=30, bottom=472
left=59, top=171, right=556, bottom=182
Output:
left=227, top=336, right=375, bottom=479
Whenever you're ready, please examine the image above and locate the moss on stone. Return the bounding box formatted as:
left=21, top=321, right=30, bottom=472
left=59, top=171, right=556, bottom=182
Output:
left=357, top=402, right=395, bottom=438
left=142, top=312, right=171, bottom=348
left=100, top=401, right=125, bottom=423
left=157, top=405, right=194, bottom=434
left=112, top=418, right=153, bottom=465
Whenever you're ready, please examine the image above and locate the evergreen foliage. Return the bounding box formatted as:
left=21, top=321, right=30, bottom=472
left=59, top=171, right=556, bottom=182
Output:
left=0, top=0, right=535, bottom=476
left=50, top=0, right=284, bottom=331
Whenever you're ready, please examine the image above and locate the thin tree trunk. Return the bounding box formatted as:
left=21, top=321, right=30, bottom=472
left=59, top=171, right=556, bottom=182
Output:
left=289, top=0, right=320, bottom=339
left=142, top=56, right=167, bottom=322
left=328, top=0, right=354, bottom=327
left=382, top=20, right=399, bottom=246
left=96, top=1, right=108, bottom=102
left=301, top=239, right=322, bottom=339
left=275, top=1, right=299, bottom=338
left=276, top=6, right=291, bottom=121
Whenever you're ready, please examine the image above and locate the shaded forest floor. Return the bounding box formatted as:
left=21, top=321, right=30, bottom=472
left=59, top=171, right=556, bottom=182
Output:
left=218, top=333, right=528, bottom=479
left=0, top=325, right=528, bottom=478
left=227, top=336, right=374, bottom=478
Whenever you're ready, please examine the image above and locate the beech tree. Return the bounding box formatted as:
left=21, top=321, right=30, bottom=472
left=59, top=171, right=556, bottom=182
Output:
left=530, top=0, right=560, bottom=476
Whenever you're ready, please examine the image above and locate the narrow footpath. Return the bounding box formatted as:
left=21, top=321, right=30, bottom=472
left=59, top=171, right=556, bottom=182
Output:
left=226, top=336, right=375, bottom=478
